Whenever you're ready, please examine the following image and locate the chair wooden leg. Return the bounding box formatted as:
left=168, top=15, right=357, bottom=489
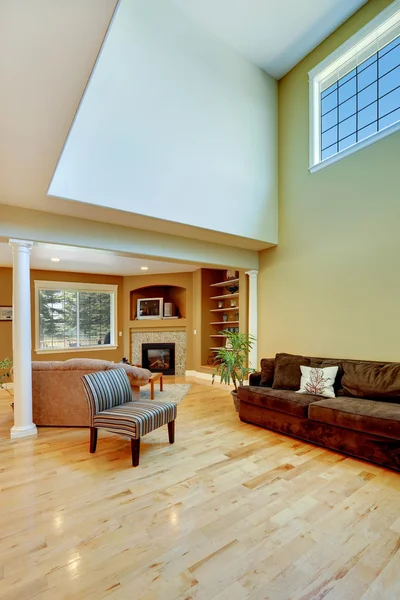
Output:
left=168, top=420, right=175, bottom=444
left=131, top=438, right=140, bottom=467
left=90, top=427, right=98, bottom=453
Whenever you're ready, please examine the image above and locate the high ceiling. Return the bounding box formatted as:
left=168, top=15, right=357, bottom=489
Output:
left=0, top=242, right=199, bottom=276
left=0, top=0, right=368, bottom=252
left=174, top=0, right=368, bottom=78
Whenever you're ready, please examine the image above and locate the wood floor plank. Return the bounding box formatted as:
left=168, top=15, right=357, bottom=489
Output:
left=1, top=379, right=400, bottom=599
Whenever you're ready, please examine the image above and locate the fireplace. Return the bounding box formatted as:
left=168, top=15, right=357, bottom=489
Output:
left=142, top=343, right=175, bottom=375
left=132, top=331, right=185, bottom=376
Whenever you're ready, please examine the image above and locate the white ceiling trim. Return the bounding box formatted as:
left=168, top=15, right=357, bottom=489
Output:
left=0, top=242, right=199, bottom=276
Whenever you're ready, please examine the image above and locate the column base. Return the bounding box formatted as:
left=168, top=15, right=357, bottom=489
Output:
left=10, top=424, right=38, bottom=439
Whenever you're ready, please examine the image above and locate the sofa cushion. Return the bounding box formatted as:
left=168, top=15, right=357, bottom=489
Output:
left=260, top=358, right=275, bottom=387
left=93, top=400, right=177, bottom=438
left=238, top=386, right=321, bottom=418
left=249, top=372, right=262, bottom=386
left=341, top=362, right=400, bottom=400
left=296, top=365, right=338, bottom=398
left=310, top=358, right=344, bottom=393
left=309, top=397, right=400, bottom=441
left=32, top=361, right=64, bottom=371
left=272, top=353, right=310, bottom=391
left=60, top=358, right=111, bottom=370
left=107, top=362, right=151, bottom=386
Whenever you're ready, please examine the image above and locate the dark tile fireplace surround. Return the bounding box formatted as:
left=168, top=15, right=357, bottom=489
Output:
left=141, top=343, right=175, bottom=375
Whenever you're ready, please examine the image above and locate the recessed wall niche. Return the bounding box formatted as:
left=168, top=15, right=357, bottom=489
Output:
left=130, top=285, right=186, bottom=320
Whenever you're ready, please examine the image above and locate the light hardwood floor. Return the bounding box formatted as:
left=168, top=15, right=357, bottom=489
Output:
left=1, top=378, right=400, bottom=600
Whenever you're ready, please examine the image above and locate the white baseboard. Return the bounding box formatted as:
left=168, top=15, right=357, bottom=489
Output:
left=185, top=370, right=198, bottom=377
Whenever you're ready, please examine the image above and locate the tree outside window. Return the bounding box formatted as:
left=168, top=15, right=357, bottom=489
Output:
left=37, top=284, right=115, bottom=351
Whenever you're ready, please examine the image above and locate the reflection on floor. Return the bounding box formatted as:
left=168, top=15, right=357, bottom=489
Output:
left=1, top=377, right=400, bottom=599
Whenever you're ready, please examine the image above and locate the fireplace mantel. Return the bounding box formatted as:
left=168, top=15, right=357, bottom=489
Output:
left=130, top=319, right=187, bottom=331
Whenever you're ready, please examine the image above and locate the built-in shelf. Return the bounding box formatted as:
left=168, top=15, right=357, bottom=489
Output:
left=130, top=284, right=186, bottom=321
left=210, top=278, right=239, bottom=288
left=210, top=321, right=239, bottom=325
left=210, top=293, right=239, bottom=300
left=203, top=270, right=240, bottom=365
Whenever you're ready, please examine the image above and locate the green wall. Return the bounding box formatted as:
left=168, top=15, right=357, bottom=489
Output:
left=259, top=0, right=400, bottom=362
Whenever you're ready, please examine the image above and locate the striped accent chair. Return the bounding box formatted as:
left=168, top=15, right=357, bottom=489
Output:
left=82, top=368, right=177, bottom=466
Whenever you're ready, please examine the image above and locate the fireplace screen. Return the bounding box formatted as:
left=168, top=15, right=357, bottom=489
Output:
left=142, top=343, right=175, bottom=375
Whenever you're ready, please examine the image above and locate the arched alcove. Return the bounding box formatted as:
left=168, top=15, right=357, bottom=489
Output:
left=130, top=284, right=186, bottom=320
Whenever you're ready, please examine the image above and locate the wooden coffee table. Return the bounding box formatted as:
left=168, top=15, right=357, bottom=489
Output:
left=149, top=372, right=164, bottom=399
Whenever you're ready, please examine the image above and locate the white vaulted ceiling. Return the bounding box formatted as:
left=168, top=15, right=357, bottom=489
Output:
left=0, top=0, right=368, bottom=251
left=173, top=0, right=368, bottom=78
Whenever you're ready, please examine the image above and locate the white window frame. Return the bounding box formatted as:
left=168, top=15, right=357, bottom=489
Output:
left=309, top=0, right=400, bottom=173
left=34, top=280, right=118, bottom=354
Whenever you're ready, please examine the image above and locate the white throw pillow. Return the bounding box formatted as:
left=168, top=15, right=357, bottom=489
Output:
left=296, top=365, right=338, bottom=398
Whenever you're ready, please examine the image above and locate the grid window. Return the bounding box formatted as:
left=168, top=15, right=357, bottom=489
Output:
left=358, top=102, right=377, bottom=129
left=322, top=108, right=338, bottom=132
left=320, top=35, right=400, bottom=161
left=380, top=106, right=400, bottom=129
left=321, top=89, right=337, bottom=115
left=321, top=144, right=337, bottom=161
left=339, top=96, right=357, bottom=121
left=379, top=41, right=400, bottom=75
left=358, top=122, right=378, bottom=142
left=339, top=133, right=357, bottom=152
left=35, top=281, right=117, bottom=352
left=358, top=62, right=377, bottom=90
left=358, top=83, right=378, bottom=110
left=339, top=76, right=357, bottom=103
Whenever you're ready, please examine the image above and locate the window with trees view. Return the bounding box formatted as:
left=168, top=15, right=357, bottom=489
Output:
left=35, top=281, right=117, bottom=351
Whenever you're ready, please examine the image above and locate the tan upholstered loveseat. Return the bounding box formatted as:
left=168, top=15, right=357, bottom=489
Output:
left=32, top=359, right=151, bottom=427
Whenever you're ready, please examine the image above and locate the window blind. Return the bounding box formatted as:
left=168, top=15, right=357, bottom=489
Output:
left=321, top=21, right=400, bottom=92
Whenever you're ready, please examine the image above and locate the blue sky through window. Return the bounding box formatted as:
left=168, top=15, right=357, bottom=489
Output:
left=321, top=36, right=400, bottom=161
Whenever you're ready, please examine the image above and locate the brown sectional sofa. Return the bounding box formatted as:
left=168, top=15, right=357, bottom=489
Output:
left=238, top=353, right=400, bottom=471
left=32, top=358, right=151, bottom=427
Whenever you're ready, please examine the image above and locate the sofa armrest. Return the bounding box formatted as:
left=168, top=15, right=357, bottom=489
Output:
left=107, top=363, right=151, bottom=386
left=249, top=371, right=262, bottom=386
left=249, top=357, right=275, bottom=387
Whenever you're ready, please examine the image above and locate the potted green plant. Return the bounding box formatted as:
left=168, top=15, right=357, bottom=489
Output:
left=0, top=357, right=13, bottom=396
left=212, top=331, right=255, bottom=412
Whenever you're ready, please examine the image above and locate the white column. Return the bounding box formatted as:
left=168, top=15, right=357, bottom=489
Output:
left=245, top=269, right=258, bottom=370
left=9, top=239, right=37, bottom=439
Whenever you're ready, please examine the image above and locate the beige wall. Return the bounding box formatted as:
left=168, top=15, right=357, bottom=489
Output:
left=259, top=0, right=400, bottom=363
left=0, top=268, right=13, bottom=361
left=1, top=265, right=244, bottom=372
left=0, top=205, right=260, bottom=269
left=0, top=267, right=125, bottom=363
